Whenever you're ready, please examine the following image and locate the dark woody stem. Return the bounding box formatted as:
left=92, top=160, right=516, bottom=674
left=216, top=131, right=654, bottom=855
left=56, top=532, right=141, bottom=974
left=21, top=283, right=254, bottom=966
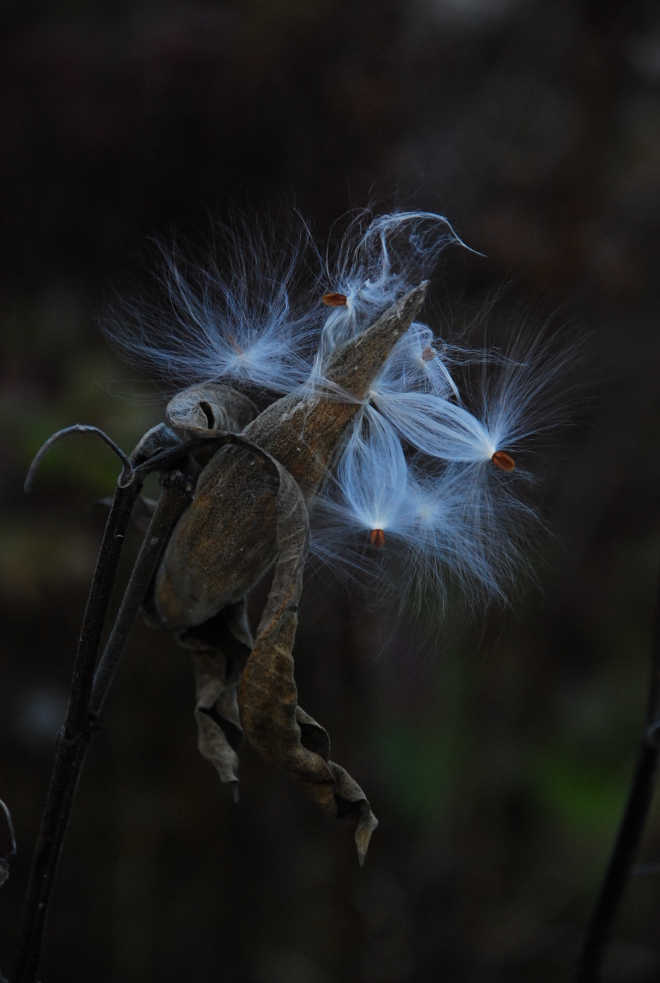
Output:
left=575, top=566, right=660, bottom=982
left=13, top=477, right=142, bottom=983
left=89, top=470, right=194, bottom=718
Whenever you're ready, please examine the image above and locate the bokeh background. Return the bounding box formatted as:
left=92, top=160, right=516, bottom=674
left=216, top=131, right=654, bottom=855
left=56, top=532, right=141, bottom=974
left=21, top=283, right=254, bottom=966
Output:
left=2, top=0, right=660, bottom=980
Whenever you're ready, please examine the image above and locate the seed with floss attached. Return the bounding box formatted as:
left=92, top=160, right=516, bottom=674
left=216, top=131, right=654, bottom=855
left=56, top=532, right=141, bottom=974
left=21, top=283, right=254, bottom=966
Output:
left=322, top=292, right=348, bottom=307
left=491, top=450, right=515, bottom=472
left=421, top=346, right=436, bottom=361
left=370, top=529, right=386, bottom=548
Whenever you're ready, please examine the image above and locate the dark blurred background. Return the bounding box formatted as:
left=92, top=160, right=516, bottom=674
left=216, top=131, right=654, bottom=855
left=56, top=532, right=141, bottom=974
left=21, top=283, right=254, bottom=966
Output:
left=2, top=1, right=660, bottom=981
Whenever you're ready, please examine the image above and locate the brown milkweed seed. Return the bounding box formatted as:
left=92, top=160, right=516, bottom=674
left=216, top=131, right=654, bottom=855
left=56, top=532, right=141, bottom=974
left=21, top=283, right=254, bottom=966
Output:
left=491, top=450, right=516, bottom=472
left=322, top=292, right=348, bottom=307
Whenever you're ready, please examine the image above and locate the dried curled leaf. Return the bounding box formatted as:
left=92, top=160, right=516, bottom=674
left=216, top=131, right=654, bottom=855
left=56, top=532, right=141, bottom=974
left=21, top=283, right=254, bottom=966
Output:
left=178, top=600, right=253, bottom=790
left=238, top=453, right=378, bottom=865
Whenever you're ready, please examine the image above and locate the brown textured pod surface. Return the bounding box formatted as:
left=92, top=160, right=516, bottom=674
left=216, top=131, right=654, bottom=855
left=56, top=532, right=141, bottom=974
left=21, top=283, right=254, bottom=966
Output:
left=155, top=442, right=280, bottom=629
left=156, top=284, right=429, bottom=628
left=166, top=381, right=257, bottom=435
left=241, top=281, right=429, bottom=500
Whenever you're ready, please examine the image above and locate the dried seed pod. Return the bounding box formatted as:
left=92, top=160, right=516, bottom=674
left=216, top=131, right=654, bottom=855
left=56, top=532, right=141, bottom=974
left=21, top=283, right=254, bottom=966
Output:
left=242, top=284, right=428, bottom=497
left=166, top=382, right=257, bottom=435
left=130, top=423, right=181, bottom=465
left=155, top=443, right=280, bottom=629
left=157, top=287, right=428, bottom=623
left=152, top=286, right=427, bottom=861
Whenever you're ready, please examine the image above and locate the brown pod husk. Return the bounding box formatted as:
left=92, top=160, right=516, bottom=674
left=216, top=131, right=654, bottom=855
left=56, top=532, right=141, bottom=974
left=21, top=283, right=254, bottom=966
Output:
left=241, top=281, right=429, bottom=501
left=130, top=422, right=182, bottom=464
left=155, top=286, right=428, bottom=628
left=155, top=442, right=280, bottom=629
left=166, top=382, right=257, bottom=435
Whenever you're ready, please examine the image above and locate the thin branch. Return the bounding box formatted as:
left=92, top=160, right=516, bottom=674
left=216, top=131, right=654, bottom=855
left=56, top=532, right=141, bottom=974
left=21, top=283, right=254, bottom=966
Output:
left=89, top=470, right=194, bottom=718
left=24, top=425, right=133, bottom=492
left=575, top=564, right=660, bottom=981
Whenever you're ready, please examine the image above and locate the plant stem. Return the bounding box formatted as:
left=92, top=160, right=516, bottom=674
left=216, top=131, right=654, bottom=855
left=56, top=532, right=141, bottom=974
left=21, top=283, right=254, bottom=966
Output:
left=575, top=568, right=660, bottom=982
left=13, top=477, right=141, bottom=983
left=89, top=471, right=193, bottom=718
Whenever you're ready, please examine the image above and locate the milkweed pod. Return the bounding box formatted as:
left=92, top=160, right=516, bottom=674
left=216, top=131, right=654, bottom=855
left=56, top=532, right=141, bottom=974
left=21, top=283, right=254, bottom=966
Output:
left=491, top=450, right=516, bottom=472
left=322, top=292, right=348, bottom=307
left=166, top=382, right=258, bottom=435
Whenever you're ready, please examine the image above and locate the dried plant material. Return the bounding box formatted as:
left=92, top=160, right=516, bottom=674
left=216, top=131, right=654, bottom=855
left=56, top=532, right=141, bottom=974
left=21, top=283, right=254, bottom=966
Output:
left=148, top=288, right=427, bottom=859
left=128, top=496, right=159, bottom=532
left=121, top=277, right=549, bottom=862
left=166, top=382, right=257, bottom=435
left=241, top=283, right=429, bottom=501
left=192, top=655, right=242, bottom=791
left=183, top=600, right=253, bottom=791
left=108, top=210, right=557, bottom=613
left=94, top=495, right=159, bottom=533
left=156, top=285, right=427, bottom=628
left=130, top=422, right=181, bottom=465
left=18, top=211, right=576, bottom=983
left=237, top=453, right=378, bottom=864
left=155, top=442, right=280, bottom=628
